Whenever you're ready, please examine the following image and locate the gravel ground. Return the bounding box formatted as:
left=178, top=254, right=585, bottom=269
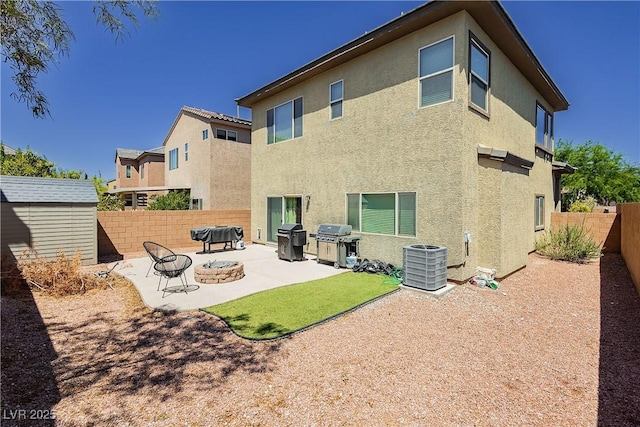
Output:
left=2, top=253, right=639, bottom=426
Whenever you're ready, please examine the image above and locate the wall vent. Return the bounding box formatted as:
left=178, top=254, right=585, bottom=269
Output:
left=402, top=245, right=447, bottom=291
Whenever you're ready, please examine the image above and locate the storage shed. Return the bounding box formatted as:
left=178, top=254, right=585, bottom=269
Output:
left=1, top=175, right=98, bottom=266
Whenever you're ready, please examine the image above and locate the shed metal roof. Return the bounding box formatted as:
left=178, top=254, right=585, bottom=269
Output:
left=0, top=175, right=99, bottom=203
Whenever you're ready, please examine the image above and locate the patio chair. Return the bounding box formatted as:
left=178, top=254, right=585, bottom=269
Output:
left=154, top=254, right=193, bottom=297
left=143, top=241, right=177, bottom=277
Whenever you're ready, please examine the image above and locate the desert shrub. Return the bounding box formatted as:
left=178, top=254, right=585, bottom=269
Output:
left=535, top=223, right=602, bottom=263
left=568, top=201, right=592, bottom=212
left=147, top=190, right=190, bottom=210
left=6, top=248, right=117, bottom=296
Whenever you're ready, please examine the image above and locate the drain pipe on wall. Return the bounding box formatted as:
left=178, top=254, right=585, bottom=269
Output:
left=447, top=231, right=471, bottom=269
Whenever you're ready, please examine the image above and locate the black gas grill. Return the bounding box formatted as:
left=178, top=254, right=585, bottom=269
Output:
left=311, top=224, right=361, bottom=268
left=277, top=223, right=307, bottom=261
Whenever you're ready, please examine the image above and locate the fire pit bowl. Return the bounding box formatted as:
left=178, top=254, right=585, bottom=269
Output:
left=194, top=260, right=244, bottom=284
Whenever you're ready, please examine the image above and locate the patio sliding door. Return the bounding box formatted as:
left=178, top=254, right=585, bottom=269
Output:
left=266, top=196, right=302, bottom=243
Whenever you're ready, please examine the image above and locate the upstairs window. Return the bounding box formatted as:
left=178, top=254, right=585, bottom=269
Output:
left=140, top=163, right=144, bottom=179
left=536, top=104, right=554, bottom=150
left=202, top=129, right=209, bottom=140
left=184, top=143, right=189, bottom=161
left=419, top=36, right=454, bottom=107
left=470, top=36, right=490, bottom=112
left=267, top=97, right=303, bottom=144
left=125, top=165, right=131, bottom=179
left=330, top=80, right=343, bottom=119
left=216, top=129, right=238, bottom=141
left=169, top=148, right=178, bottom=170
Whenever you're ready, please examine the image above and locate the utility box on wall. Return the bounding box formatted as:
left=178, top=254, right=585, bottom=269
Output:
left=402, top=244, right=448, bottom=291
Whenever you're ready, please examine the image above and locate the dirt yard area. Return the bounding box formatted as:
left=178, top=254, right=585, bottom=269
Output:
left=2, top=253, right=639, bottom=426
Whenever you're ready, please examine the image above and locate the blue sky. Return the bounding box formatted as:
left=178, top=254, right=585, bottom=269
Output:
left=1, top=1, right=639, bottom=180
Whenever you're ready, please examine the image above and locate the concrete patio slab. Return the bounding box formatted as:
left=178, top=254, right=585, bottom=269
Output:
left=114, top=244, right=347, bottom=311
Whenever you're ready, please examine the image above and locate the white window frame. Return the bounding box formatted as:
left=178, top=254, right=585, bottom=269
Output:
left=169, top=148, right=179, bottom=170
left=125, top=164, right=131, bottom=179
left=346, top=192, right=417, bottom=237
left=184, top=143, right=189, bottom=161
left=216, top=128, right=238, bottom=141
left=419, top=35, right=455, bottom=109
left=202, top=129, right=209, bottom=140
left=267, top=97, right=303, bottom=144
left=536, top=103, right=554, bottom=151
left=330, top=80, right=343, bottom=120
left=535, top=195, right=545, bottom=230
left=469, top=34, right=490, bottom=113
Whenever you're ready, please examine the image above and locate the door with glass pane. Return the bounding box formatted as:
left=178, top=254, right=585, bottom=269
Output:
left=267, top=196, right=302, bottom=243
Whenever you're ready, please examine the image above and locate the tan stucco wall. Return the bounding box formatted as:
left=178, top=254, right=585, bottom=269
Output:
left=164, top=113, right=251, bottom=209
left=138, top=154, right=164, bottom=187
left=250, top=11, right=561, bottom=281
left=115, top=157, right=139, bottom=189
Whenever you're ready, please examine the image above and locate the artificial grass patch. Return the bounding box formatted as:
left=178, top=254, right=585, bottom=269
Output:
left=201, top=272, right=398, bottom=339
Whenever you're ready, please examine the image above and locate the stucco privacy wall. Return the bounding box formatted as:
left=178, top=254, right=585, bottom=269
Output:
left=550, top=212, right=621, bottom=253
left=617, top=203, right=640, bottom=294
left=97, top=210, right=250, bottom=257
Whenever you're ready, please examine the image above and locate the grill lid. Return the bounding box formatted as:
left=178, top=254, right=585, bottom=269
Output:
left=278, top=223, right=303, bottom=234
left=316, top=224, right=352, bottom=236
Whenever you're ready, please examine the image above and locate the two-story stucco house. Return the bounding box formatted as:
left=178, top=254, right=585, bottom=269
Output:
left=112, top=147, right=168, bottom=209
left=162, top=106, right=252, bottom=210
left=236, top=0, right=572, bottom=280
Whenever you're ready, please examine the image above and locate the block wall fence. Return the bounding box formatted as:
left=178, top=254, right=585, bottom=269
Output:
left=551, top=204, right=640, bottom=294
left=97, top=210, right=251, bottom=258
left=550, top=212, right=621, bottom=253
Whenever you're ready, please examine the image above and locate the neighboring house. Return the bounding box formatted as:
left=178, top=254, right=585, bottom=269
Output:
left=236, top=0, right=573, bottom=280
left=162, top=106, right=251, bottom=210
left=0, top=175, right=98, bottom=265
left=111, top=147, right=171, bottom=209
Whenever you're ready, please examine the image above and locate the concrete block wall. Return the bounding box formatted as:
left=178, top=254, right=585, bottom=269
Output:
left=550, top=212, right=621, bottom=253
left=618, top=203, right=640, bottom=295
left=97, top=210, right=251, bottom=257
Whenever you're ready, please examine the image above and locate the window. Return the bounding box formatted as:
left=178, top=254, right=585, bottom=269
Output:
left=419, top=36, right=454, bottom=107
left=535, top=195, right=545, bottom=230
left=140, top=163, right=144, bottom=179
left=536, top=104, right=554, bottom=150
left=191, top=198, right=203, bottom=210
left=330, top=80, right=343, bottom=119
left=125, top=165, right=131, bottom=179
left=267, top=97, right=303, bottom=144
left=266, top=196, right=302, bottom=242
left=202, top=129, right=209, bottom=140
left=216, top=129, right=238, bottom=141
left=169, top=148, right=178, bottom=170
left=347, top=192, right=416, bottom=236
left=470, top=35, right=490, bottom=111
left=184, top=143, right=189, bottom=161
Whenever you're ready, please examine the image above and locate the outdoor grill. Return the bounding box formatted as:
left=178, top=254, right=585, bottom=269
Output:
left=277, top=223, right=307, bottom=262
left=310, top=224, right=361, bottom=268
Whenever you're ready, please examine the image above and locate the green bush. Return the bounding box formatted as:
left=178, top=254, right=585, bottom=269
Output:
left=147, top=190, right=190, bottom=210
left=535, top=223, right=602, bottom=263
left=568, top=201, right=592, bottom=212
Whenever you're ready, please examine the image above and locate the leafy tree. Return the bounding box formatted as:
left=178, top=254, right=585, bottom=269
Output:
left=555, top=139, right=640, bottom=207
left=93, top=176, right=124, bottom=211
left=147, top=190, right=190, bottom=211
left=1, top=144, right=84, bottom=178
left=1, top=0, right=158, bottom=118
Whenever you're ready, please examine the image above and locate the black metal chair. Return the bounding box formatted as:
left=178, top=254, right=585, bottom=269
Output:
left=143, top=241, right=177, bottom=277
left=154, top=254, right=193, bottom=298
